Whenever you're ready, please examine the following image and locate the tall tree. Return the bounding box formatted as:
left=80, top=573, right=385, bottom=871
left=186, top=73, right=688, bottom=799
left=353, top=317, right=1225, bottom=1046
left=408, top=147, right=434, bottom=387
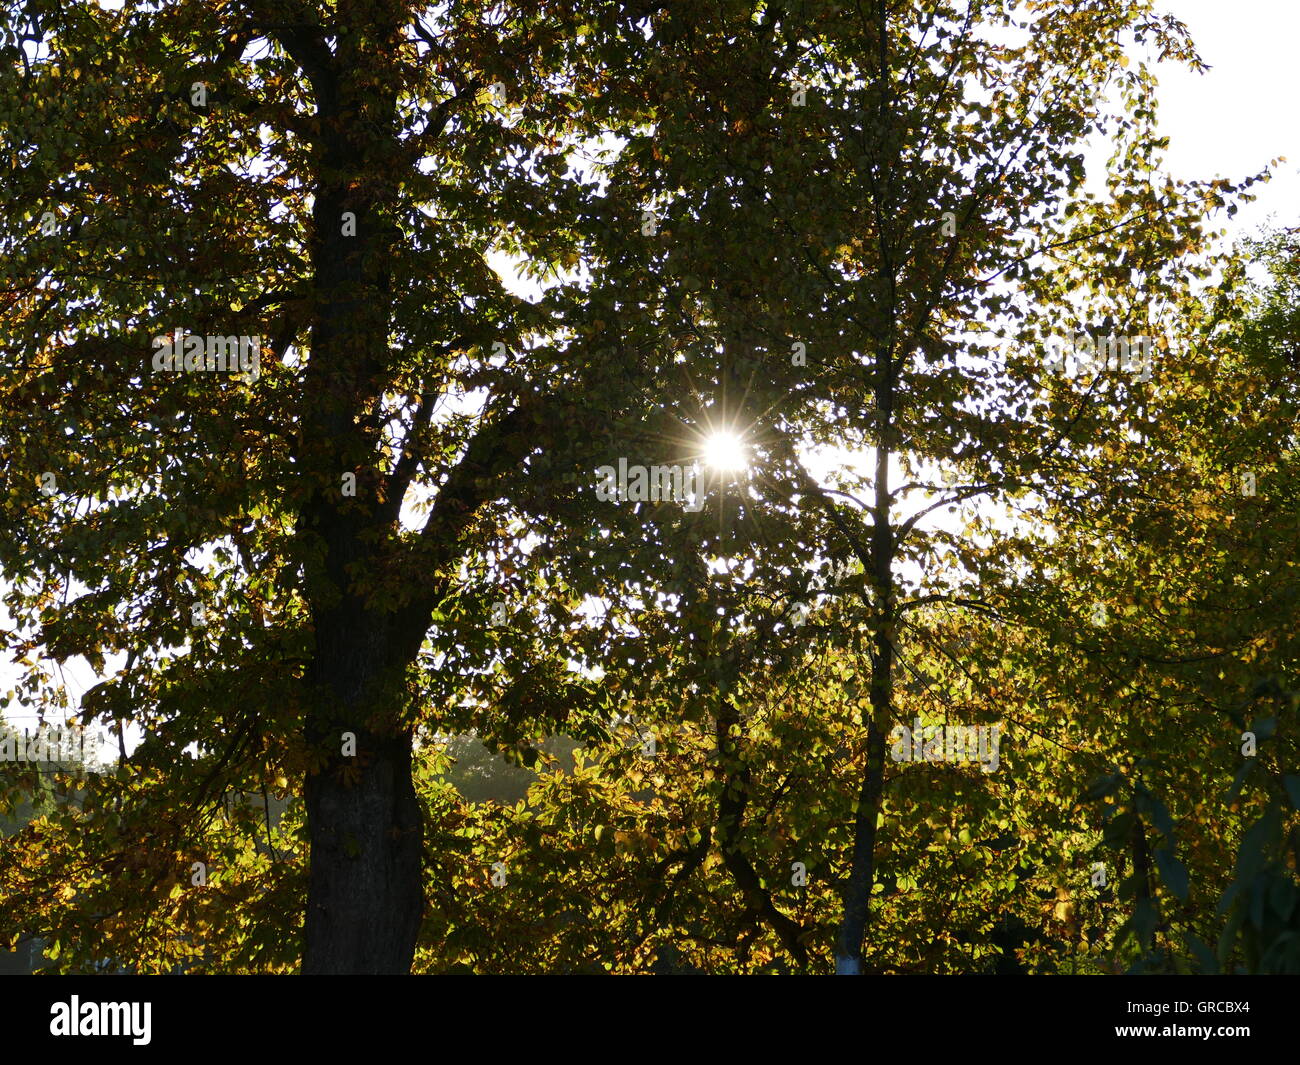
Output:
left=579, top=0, right=1260, bottom=971
left=0, top=0, right=1281, bottom=977
left=0, top=0, right=665, bottom=972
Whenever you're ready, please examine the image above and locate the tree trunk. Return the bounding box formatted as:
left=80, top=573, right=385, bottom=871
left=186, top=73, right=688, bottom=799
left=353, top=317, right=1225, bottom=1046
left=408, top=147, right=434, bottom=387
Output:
left=302, top=724, right=424, bottom=973
left=835, top=339, right=898, bottom=971
left=834, top=711, right=889, bottom=973
left=287, top=19, right=421, bottom=969
left=833, top=491, right=897, bottom=974
left=299, top=592, right=427, bottom=972
left=834, top=0, right=900, bottom=974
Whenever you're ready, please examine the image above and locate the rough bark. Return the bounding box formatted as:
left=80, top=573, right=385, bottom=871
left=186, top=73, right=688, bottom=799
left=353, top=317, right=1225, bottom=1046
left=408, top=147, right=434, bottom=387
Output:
left=273, top=10, right=434, bottom=973
left=302, top=721, right=424, bottom=973
left=275, top=8, right=561, bottom=969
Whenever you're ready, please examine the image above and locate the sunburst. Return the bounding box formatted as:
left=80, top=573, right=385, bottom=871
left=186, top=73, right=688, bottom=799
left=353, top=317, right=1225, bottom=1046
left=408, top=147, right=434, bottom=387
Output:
left=701, top=430, right=748, bottom=472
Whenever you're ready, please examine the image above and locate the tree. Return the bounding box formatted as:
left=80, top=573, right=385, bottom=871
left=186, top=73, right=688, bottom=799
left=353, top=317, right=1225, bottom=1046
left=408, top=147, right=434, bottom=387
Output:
left=0, top=0, right=666, bottom=973
left=0, top=0, right=1287, bottom=977
left=1030, top=226, right=1300, bottom=972
left=570, top=0, right=1252, bottom=971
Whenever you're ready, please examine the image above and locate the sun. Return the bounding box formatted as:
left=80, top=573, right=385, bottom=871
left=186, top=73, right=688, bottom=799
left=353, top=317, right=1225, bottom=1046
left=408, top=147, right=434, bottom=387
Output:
left=702, top=431, right=748, bottom=472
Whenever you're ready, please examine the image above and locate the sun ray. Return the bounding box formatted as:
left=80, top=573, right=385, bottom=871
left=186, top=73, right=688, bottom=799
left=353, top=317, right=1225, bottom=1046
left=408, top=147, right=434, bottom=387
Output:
left=702, top=431, right=747, bottom=472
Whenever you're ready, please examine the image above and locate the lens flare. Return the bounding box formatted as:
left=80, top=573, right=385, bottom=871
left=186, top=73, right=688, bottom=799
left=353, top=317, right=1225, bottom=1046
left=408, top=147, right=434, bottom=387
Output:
left=702, top=431, right=747, bottom=472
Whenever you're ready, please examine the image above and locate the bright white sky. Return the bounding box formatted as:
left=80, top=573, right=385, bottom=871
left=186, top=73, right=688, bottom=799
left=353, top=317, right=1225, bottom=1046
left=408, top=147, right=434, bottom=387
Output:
left=1149, top=0, right=1299, bottom=232
left=4, top=1, right=1298, bottom=744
